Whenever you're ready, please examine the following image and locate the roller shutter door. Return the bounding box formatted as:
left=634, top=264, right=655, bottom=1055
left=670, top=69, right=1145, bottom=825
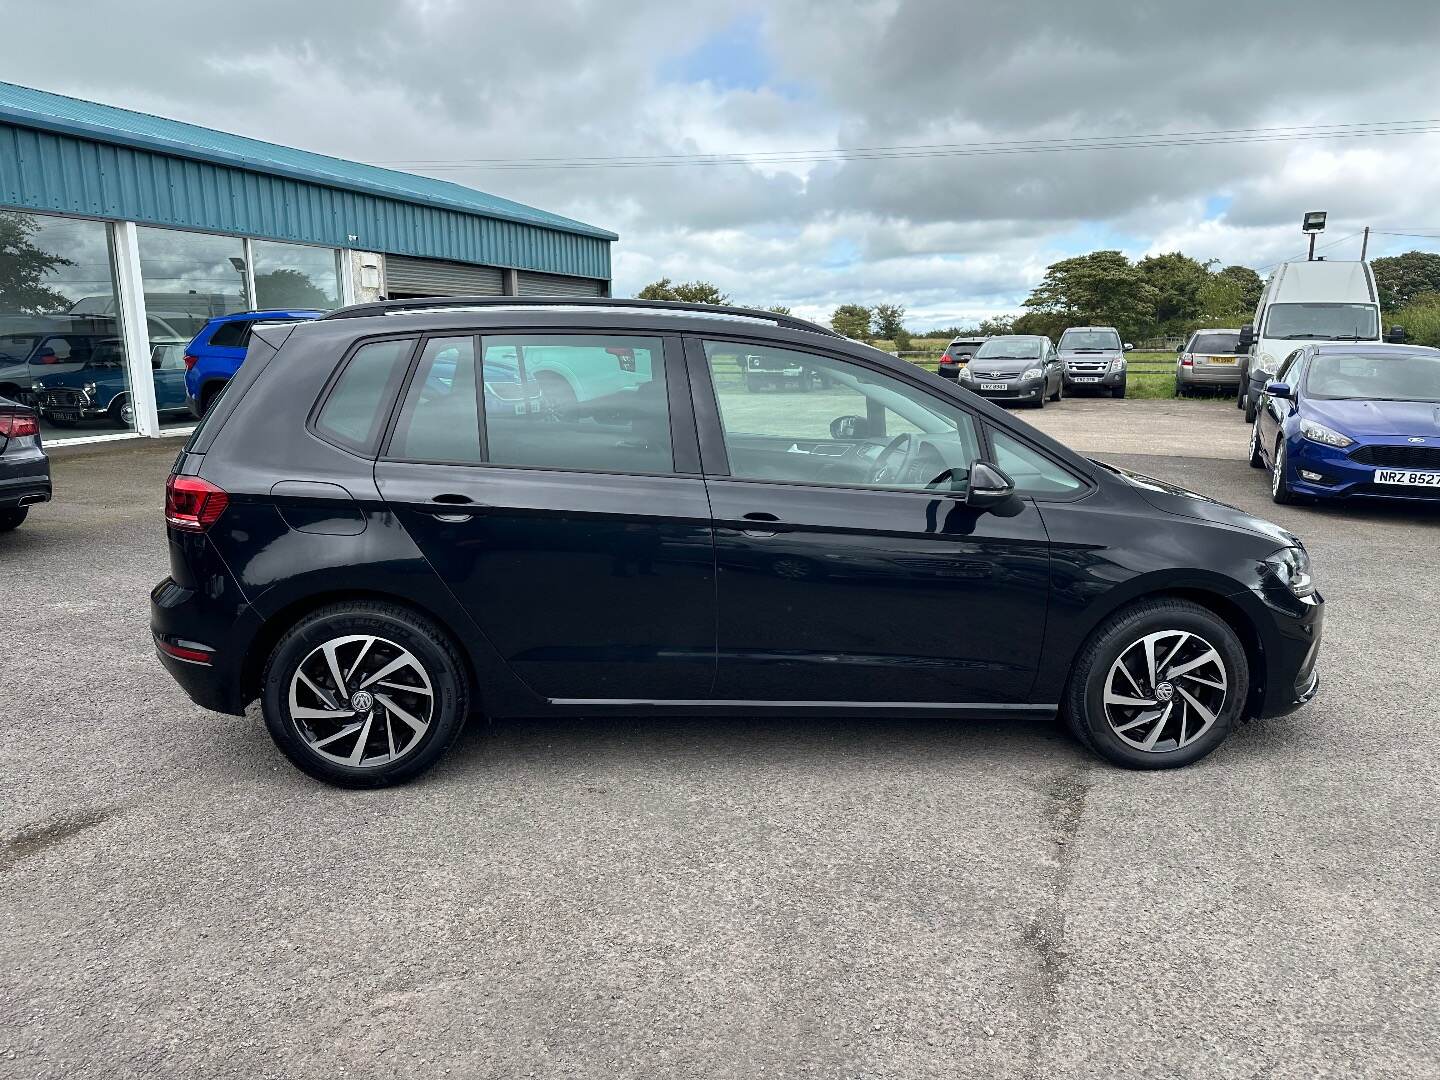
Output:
left=516, top=271, right=607, bottom=297
left=385, top=256, right=504, bottom=297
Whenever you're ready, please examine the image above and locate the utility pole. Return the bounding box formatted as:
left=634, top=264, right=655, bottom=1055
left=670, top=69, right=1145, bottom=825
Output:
left=1360, top=226, right=1370, bottom=261
left=1308, top=233, right=1316, bottom=261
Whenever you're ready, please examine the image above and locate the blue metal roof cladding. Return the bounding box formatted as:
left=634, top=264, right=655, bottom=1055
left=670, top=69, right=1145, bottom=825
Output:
left=0, top=80, right=615, bottom=280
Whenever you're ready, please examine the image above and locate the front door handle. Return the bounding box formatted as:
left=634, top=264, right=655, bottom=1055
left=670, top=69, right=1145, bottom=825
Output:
left=741, top=511, right=779, bottom=538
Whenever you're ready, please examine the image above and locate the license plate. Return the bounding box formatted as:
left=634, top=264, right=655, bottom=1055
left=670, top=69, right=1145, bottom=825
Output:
left=1203, top=356, right=1236, bottom=364
left=1375, top=468, right=1440, bottom=487
left=47, top=409, right=80, bottom=420
left=979, top=382, right=1008, bottom=391
left=1072, top=377, right=1100, bottom=383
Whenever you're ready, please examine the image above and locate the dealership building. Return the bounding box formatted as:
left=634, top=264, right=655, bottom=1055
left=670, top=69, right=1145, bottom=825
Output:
left=0, top=80, right=616, bottom=444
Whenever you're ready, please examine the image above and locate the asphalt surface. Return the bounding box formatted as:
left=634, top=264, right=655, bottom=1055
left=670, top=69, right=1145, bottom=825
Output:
left=2, top=403, right=1438, bottom=1079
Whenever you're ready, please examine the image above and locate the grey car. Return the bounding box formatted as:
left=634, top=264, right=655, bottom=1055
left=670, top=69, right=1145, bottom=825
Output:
left=955, top=335, right=1063, bottom=407
left=1175, top=329, right=1242, bottom=396
left=0, top=394, right=51, bottom=531
left=1058, top=326, right=1132, bottom=397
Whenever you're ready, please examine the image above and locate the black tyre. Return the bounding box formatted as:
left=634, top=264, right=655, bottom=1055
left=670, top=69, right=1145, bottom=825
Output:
left=1271, top=438, right=1299, bottom=505
left=1112, top=379, right=1126, bottom=399
left=1064, top=598, right=1248, bottom=770
left=1244, top=391, right=1258, bottom=424
left=199, top=382, right=227, bottom=417
left=1049, top=379, right=1062, bottom=402
left=109, top=396, right=134, bottom=429
left=0, top=507, right=28, bottom=532
left=1247, top=416, right=1266, bottom=468
left=1033, top=389, right=1046, bottom=409
left=261, top=601, right=471, bottom=788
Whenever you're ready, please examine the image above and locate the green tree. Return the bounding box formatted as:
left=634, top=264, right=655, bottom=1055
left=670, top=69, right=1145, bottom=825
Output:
left=635, top=277, right=731, bottom=305
left=1371, top=251, right=1440, bottom=311
left=764, top=304, right=792, bottom=315
left=871, top=302, right=907, bottom=340
left=1022, top=250, right=1157, bottom=341
left=977, top=315, right=1015, bottom=336
left=1137, top=251, right=1211, bottom=332
left=253, top=269, right=333, bottom=310
left=1214, top=264, right=1264, bottom=312
left=893, top=329, right=912, bottom=352
left=830, top=303, right=873, bottom=340
left=0, top=210, right=73, bottom=314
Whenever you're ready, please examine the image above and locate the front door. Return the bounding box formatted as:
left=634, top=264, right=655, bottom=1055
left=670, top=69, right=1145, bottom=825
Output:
left=375, top=331, right=716, bottom=702
left=692, top=338, right=1053, bottom=705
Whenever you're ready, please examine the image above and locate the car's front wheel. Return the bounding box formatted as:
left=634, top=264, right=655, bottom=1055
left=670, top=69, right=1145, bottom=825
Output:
left=110, top=396, right=134, bottom=429
left=1064, top=599, right=1248, bottom=769
left=261, top=601, right=471, bottom=788
left=1271, top=437, right=1300, bottom=504
left=1248, top=416, right=1266, bottom=468
left=1112, top=378, right=1126, bottom=399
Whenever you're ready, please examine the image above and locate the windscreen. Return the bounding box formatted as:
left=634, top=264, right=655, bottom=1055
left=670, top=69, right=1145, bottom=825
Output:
left=1190, top=332, right=1240, bottom=354
left=1305, top=352, right=1440, bottom=402
left=975, top=338, right=1042, bottom=361
left=1059, top=330, right=1120, bottom=351
left=1264, top=303, right=1379, bottom=341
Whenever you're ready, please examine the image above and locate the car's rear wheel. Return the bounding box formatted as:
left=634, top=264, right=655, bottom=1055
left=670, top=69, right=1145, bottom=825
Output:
left=1244, top=391, right=1259, bottom=424
left=0, top=507, right=28, bottom=532
left=261, top=602, right=470, bottom=788
left=1248, top=416, right=1266, bottom=468
left=1064, top=599, right=1248, bottom=769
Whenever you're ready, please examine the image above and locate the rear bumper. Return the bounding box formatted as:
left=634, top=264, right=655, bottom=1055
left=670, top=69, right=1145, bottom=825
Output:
left=0, top=447, right=52, bottom=509
left=1178, top=365, right=1242, bottom=386
left=151, top=567, right=258, bottom=716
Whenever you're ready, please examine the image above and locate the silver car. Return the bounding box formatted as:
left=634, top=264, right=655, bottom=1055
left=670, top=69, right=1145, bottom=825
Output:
left=1175, top=329, right=1242, bottom=396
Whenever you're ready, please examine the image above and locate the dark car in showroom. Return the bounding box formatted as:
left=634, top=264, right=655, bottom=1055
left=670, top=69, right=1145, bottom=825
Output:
left=1248, top=342, right=1440, bottom=503
left=0, top=394, right=50, bottom=531
left=152, top=298, right=1323, bottom=788
left=954, top=335, right=1063, bottom=407
left=32, top=340, right=191, bottom=428
left=1058, top=326, right=1133, bottom=397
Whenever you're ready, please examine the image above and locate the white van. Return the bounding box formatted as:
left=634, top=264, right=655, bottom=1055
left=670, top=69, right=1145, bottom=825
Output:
left=1238, top=260, right=1402, bottom=421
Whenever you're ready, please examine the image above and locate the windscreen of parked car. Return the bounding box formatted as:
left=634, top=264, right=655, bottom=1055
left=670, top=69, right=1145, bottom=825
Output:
left=975, top=338, right=1043, bottom=361
left=1264, top=303, right=1379, bottom=341
left=1190, top=332, right=1239, bottom=354
left=1304, top=352, right=1440, bottom=402
left=1058, top=330, right=1120, bottom=351
left=0, top=334, right=42, bottom=363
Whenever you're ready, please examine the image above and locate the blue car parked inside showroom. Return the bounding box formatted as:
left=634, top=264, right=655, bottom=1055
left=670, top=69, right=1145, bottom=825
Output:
left=184, top=309, right=323, bottom=417
left=1249, top=342, right=1440, bottom=503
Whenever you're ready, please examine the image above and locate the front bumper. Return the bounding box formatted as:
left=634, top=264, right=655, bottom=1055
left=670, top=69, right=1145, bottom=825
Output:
left=1063, top=368, right=1124, bottom=388
left=1248, top=581, right=1325, bottom=719
left=960, top=375, right=1046, bottom=402
left=1282, top=434, right=1440, bottom=502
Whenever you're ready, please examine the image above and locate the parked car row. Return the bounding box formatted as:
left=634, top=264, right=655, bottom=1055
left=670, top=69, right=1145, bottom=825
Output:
left=939, top=326, right=1134, bottom=407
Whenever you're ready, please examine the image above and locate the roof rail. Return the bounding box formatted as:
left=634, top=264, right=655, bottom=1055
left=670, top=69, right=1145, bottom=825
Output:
left=320, top=295, right=841, bottom=337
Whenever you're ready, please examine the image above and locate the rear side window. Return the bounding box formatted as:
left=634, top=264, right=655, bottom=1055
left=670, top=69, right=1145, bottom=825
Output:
left=390, top=337, right=483, bottom=464
left=208, top=321, right=251, bottom=348
left=315, top=337, right=415, bottom=453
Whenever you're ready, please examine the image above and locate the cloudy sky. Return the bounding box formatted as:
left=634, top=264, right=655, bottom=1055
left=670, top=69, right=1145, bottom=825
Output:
left=5, top=0, right=1440, bottom=329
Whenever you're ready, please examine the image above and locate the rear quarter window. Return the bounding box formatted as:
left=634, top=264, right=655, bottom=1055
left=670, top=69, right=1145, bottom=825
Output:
left=207, top=321, right=251, bottom=349
left=313, top=337, right=416, bottom=454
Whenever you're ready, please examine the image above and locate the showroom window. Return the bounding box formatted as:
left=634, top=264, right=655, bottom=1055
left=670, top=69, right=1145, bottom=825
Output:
left=251, top=239, right=341, bottom=311
left=0, top=209, right=133, bottom=437
left=135, top=226, right=249, bottom=341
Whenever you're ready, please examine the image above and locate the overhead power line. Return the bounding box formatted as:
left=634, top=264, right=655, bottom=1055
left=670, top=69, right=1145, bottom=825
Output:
left=1252, top=230, right=1365, bottom=273
left=372, top=118, right=1440, bottom=171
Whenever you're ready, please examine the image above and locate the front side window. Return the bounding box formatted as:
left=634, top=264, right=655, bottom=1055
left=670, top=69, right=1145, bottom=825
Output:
left=704, top=341, right=981, bottom=491
left=484, top=335, right=671, bottom=473
left=1263, top=303, right=1379, bottom=341
left=315, top=337, right=415, bottom=452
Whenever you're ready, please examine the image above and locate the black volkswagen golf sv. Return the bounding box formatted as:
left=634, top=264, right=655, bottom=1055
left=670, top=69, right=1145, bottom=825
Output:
left=152, top=298, right=1323, bottom=788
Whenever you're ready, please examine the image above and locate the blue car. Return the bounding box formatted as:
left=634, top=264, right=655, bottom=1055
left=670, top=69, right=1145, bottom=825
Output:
left=1249, top=342, right=1440, bottom=504
left=32, top=340, right=191, bottom=429
left=184, top=309, right=323, bottom=417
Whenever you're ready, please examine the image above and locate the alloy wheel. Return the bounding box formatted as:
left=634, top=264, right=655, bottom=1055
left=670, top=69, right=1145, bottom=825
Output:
left=1103, top=629, right=1228, bottom=752
left=1272, top=440, right=1285, bottom=498
left=287, top=634, right=435, bottom=768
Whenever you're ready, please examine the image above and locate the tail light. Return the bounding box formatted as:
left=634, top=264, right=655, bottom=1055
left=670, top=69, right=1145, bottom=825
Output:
left=1180, top=353, right=1194, bottom=366
left=165, top=474, right=229, bottom=532
left=183, top=354, right=198, bottom=370
left=938, top=354, right=951, bottom=364
left=0, top=410, right=39, bottom=438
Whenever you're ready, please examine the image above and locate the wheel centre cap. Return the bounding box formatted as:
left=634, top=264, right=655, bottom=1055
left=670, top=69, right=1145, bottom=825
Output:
left=349, top=690, right=375, bottom=712
left=1155, top=681, right=1175, bottom=702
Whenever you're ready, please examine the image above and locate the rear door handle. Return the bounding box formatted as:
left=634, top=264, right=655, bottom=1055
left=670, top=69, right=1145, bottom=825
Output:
left=429, top=493, right=477, bottom=522
left=741, top=511, right=779, bottom=538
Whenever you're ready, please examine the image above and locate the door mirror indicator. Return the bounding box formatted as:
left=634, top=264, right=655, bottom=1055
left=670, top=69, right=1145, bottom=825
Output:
left=966, top=461, right=1016, bottom=509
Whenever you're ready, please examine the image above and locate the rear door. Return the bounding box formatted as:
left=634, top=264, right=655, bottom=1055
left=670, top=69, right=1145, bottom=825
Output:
left=373, top=330, right=716, bottom=702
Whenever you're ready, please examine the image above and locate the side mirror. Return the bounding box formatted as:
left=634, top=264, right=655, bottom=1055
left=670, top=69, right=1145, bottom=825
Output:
left=1265, top=382, right=1292, bottom=399
left=1386, top=325, right=1406, bottom=344
left=829, top=415, right=870, bottom=440
left=1175, top=344, right=1184, bottom=354
left=1237, top=324, right=1255, bottom=350
left=1123, top=343, right=1134, bottom=352
left=966, top=461, right=1016, bottom=509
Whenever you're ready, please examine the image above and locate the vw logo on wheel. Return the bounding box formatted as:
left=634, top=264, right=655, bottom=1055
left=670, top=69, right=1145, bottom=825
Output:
left=349, top=690, right=375, bottom=713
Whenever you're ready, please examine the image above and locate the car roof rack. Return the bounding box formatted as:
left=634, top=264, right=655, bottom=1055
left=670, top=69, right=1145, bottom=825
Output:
left=320, top=295, right=841, bottom=337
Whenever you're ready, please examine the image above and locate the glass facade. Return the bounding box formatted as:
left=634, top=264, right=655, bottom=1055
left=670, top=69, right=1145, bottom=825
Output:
left=252, top=239, right=340, bottom=310
left=0, top=209, right=132, bottom=437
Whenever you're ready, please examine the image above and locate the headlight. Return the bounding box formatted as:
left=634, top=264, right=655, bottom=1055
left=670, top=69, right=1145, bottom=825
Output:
left=1298, top=419, right=1354, bottom=448
left=82, top=382, right=98, bottom=396
left=957, top=365, right=974, bottom=380
left=1109, top=358, right=1126, bottom=372
left=31, top=382, right=44, bottom=394
left=1256, top=354, right=1279, bottom=375
left=1022, top=367, right=1042, bottom=380
left=1265, top=545, right=1314, bottom=598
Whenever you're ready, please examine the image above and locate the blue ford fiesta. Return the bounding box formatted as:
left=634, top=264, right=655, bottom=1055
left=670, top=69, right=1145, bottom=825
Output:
left=1249, top=342, right=1440, bottom=503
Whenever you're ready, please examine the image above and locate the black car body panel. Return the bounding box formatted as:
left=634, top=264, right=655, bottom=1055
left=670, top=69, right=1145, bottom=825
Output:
left=0, top=395, right=51, bottom=512
left=150, top=299, right=1323, bottom=739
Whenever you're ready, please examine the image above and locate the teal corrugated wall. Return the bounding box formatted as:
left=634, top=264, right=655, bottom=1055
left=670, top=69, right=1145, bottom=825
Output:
left=0, top=121, right=611, bottom=281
